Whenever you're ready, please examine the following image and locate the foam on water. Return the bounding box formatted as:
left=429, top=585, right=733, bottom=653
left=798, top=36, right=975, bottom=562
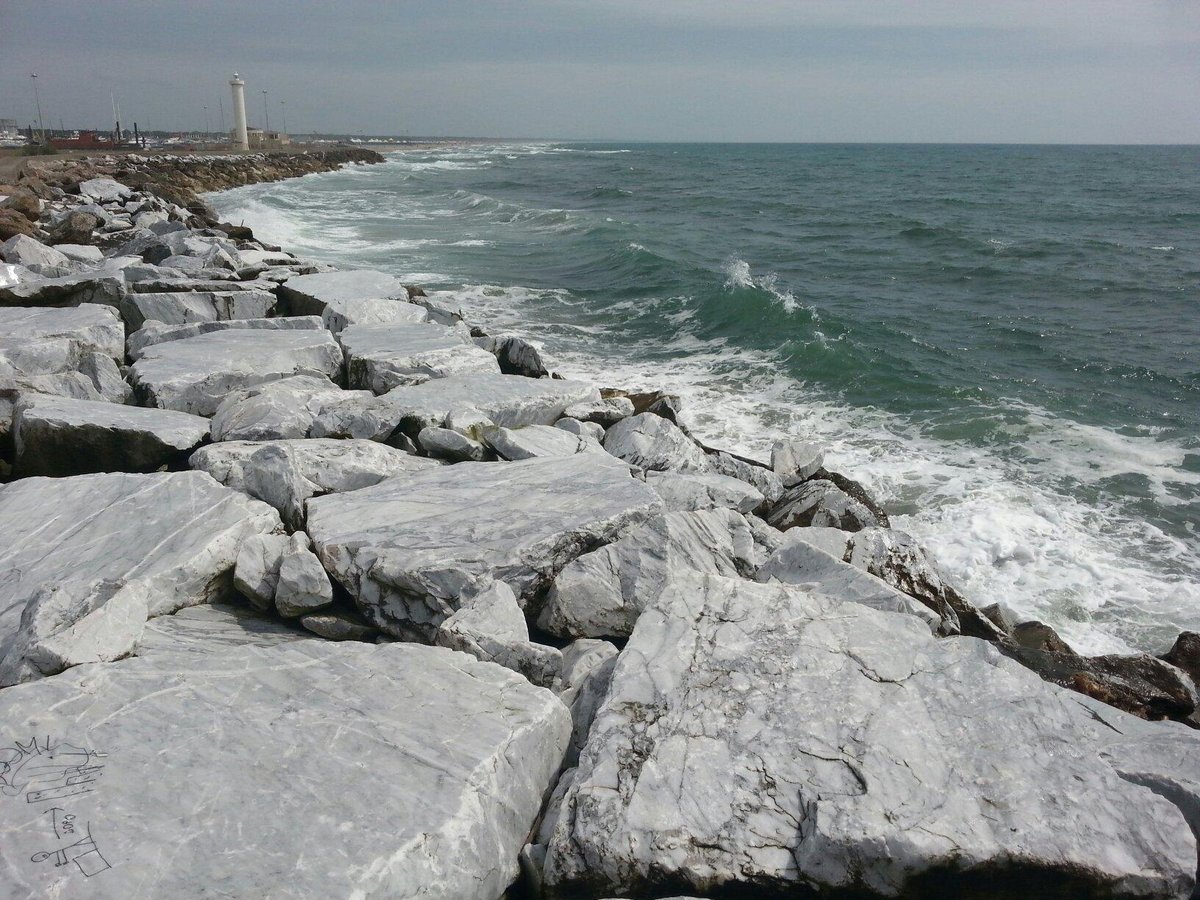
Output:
left=209, top=144, right=1200, bottom=655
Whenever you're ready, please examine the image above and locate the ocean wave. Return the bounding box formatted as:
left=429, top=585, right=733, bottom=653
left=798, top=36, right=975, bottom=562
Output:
left=722, top=258, right=804, bottom=315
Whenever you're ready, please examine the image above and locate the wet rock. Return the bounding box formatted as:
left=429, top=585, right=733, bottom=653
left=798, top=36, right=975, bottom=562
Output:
left=307, top=454, right=661, bottom=641
left=766, top=478, right=885, bottom=532
left=311, top=372, right=599, bottom=442
left=209, top=375, right=369, bottom=442
left=0, top=471, right=281, bottom=685
left=0, top=640, right=571, bottom=899
left=130, top=329, right=344, bottom=416
left=340, top=321, right=498, bottom=393
left=602, top=413, right=709, bottom=473
left=191, top=438, right=437, bottom=530
left=13, top=394, right=209, bottom=477
left=644, top=470, right=765, bottom=514
left=1162, top=631, right=1200, bottom=690
left=541, top=573, right=1195, bottom=899
left=538, top=508, right=767, bottom=639
left=491, top=334, right=549, bottom=378
left=1012, top=620, right=1076, bottom=654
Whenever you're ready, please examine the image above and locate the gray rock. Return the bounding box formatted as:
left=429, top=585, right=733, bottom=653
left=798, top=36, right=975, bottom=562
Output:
left=126, top=315, right=326, bottom=361
left=133, top=601, right=312, bottom=658
left=0, top=640, right=571, bottom=899
left=485, top=424, right=600, bottom=460
left=77, top=351, right=131, bottom=404
left=279, top=269, right=426, bottom=332
left=78, top=176, right=131, bottom=203
left=541, top=573, right=1195, bottom=899
left=419, top=425, right=488, bottom=462
left=706, top=448, right=786, bottom=504
left=1, top=234, right=70, bottom=269
left=0, top=270, right=126, bottom=308
left=445, top=406, right=495, bottom=440
left=603, top=413, right=710, bottom=473
left=558, top=639, right=620, bottom=767
left=0, top=471, right=281, bottom=686
left=191, top=438, right=437, bottom=530
left=299, top=610, right=378, bottom=641
left=340, top=321, right=498, bottom=393
left=492, top=334, right=549, bottom=378
left=119, top=289, right=276, bottom=330
left=435, top=581, right=562, bottom=688
left=538, top=508, right=766, bottom=639
left=13, top=394, right=209, bottom=477
left=756, top=535, right=948, bottom=632
left=274, top=538, right=334, bottom=618
left=232, top=532, right=292, bottom=610
left=644, top=470, right=765, bottom=514
left=311, top=372, right=600, bottom=442
left=53, top=244, right=105, bottom=265
left=0, top=305, right=124, bottom=364
left=307, top=454, right=662, bottom=641
left=209, top=375, right=368, bottom=442
left=130, top=329, right=344, bottom=416
left=555, top=416, right=606, bottom=442
left=562, top=396, right=635, bottom=427
left=771, top=437, right=824, bottom=485
left=767, top=478, right=883, bottom=532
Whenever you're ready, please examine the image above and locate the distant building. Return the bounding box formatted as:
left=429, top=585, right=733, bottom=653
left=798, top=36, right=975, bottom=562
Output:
left=0, top=118, right=18, bottom=137
left=246, top=127, right=291, bottom=149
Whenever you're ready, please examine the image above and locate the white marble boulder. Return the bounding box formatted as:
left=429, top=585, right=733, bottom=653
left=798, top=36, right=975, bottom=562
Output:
left=306, top=454, right=662, bottom=641
left=563, top=397, right=635, bottom=427
left=311, top=372, right=600, bottom=442
left=756, top=534, right=948, bottom=632
left=538, top=508, right=768, bottom=639
left=0, top=641, right=571, bottom=900
left=13, top=394, right=210, bottom=477
left=208, top=375, right=370, bottom=442
left=132, top=601, right=312, bottom=658
left=339, top=321, right=498, bottom=393
left=771, top=437, right=824, bottom=486
left=129, top=329, right=344, bottom=416
left=644, top=470, right=765, bottom=514
left=602, top=413, right=710, bottom=473
left=767, top=478, right=884, bottom=532
left=541, top=573, right=1196, bottom=899
left=0, top=305, right=124, bottom=363
left=0, top=471, right=281, bottom=686
left=0, top=270, right=126, bottom=308
left=78, top=176, right=132, bottom=203
left=278, top=269, right=427, bottom=332
left=0, top=234, right=72, bottom=269
left=191, top=438, right=439, bottom=529
left=419, top=425, right=488, bottom=462
left=126, top=315, right=326, bottom=361
left=485, top=424, right=601, bottom=460
left=706, top=449, right=786, bottom=504
left=118, top=289, right=277, bottom=331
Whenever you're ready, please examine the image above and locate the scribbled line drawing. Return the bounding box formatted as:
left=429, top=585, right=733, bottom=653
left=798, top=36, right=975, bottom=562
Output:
left=0, top=736, right=106, bottom=804
left=31, top=821, right=112, bottom=878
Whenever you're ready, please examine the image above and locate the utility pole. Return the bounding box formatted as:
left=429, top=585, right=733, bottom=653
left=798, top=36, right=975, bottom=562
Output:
left=30, top=73, right=45, bottom=143
left=203, top=105, right=210, bottom=136
left=262, top=90, right=270, bottom=135
left=218, top=96, right=225, bottom=138
left=280, top=99, right=287, bottom=136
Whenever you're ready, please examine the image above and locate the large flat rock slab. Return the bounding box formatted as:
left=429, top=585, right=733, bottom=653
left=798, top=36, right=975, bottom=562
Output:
left=129, top=329, right=344, bottom=416
left=312, top=372, right=600, bottom=442
left=541, top=573, right=1195, bottom=898
left=279, top=269, right=427, bottom=331
left=307, top=454, right=662, bottom=640
left=191, top=437, right=440, bottom=529
left=208, top=375, right=369, bottom=441
left=118, top=289, right=277, bottom=330
left=13, top=394, right=210, bottom=477
left=340, top=322, right=499, bottom=393
left=0, top=305, right=124, bottom=362
left=0, top=271, right=126, bottom=309
left=0, top=471, right=281, bottom=685
left=0, top=640, right=570, bottom=899
left=126, top=315, right=326, bottom=361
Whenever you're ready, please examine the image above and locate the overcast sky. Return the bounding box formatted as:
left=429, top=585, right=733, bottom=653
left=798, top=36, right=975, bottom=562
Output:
left=2, top=1, right=1198, bottom=142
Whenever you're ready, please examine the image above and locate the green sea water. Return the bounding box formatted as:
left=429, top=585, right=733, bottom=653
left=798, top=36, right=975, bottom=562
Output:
left=210, top=142, right=1200, bottom=654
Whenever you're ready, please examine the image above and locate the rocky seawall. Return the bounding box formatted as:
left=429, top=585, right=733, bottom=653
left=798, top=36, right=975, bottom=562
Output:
left=0, top=153, right=1197, bottom=899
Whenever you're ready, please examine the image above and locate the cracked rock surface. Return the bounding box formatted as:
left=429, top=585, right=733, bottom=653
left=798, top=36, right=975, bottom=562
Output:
left=0, top=640, right=571, bottom=899
left=542, top=573, right=1195, bottom=899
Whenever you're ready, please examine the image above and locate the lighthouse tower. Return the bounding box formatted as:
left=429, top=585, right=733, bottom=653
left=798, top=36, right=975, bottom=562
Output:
left=229, top=73, right=249, bottom=150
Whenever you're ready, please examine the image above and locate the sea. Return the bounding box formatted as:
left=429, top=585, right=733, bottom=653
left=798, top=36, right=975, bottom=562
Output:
left=209, top=142, right=1200, bottom=656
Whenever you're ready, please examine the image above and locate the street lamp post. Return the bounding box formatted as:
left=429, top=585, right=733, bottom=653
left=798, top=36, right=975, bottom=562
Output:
left=203, top=105, right=210, bottom=137
left=280, top=99, right=287, bottom=136
left=30, top=73, right=45, bottom=143
left=262, top=90, right=270, bottom=136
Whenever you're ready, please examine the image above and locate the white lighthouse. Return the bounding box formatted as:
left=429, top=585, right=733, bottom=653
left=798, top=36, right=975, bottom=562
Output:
left=229, top=73, right=249, bottom=151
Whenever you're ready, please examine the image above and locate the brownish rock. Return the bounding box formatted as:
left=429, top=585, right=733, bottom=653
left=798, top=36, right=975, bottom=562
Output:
left=1011, top=619, right=1074, bottom=654
left=0, top=208, right=36, bottom=241
left=1161, top=631, right=1200, bottom=689
left=1, top=189, right=41, bottom=222
left=46, top=210, right=101, bottom=245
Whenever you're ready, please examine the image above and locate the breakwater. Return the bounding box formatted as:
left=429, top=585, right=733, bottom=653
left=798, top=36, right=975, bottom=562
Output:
left=0, top=151, right=1196, bottom=898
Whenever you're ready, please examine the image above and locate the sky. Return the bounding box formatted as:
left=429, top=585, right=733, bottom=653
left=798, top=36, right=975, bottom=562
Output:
left=1, top=1, right=1198, bottom=143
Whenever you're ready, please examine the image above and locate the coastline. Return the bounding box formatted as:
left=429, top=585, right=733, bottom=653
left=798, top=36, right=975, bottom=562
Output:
left=0, top=150, right=1197, bottom=897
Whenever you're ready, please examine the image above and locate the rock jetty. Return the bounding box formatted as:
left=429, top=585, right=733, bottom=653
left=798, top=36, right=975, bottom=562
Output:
left=0, top=151, right=1196, bottom=899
